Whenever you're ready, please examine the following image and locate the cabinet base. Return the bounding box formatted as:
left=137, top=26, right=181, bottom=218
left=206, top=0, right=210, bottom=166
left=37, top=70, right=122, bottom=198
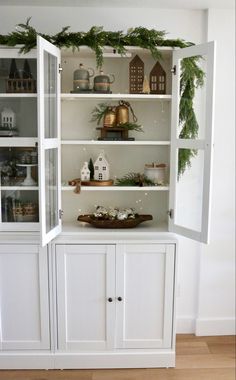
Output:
left=0, top=351, right=175, bottom=369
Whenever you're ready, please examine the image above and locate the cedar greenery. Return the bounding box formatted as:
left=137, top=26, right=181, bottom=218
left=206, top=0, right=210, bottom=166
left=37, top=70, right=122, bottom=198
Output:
left=0, top=19, right=205, bottom=176
left=90, top=103, right=112, bottom=125
left=115, top=172, right=155, bottom=187
left=118, top=122, right=143, bottom=132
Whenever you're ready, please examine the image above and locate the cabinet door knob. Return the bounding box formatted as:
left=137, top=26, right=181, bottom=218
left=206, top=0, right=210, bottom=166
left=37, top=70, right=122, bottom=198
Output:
left=117, top=296, right=123, bottom=301
left=108, top=297, right=113, bottom=302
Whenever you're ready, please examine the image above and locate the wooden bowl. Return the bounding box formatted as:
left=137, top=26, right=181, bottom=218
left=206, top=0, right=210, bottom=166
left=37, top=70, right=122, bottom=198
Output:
left=77, top=214, right=153, bottom=228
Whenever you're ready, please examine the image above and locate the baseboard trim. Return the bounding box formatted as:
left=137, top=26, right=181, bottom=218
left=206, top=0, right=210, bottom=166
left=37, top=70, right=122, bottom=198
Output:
left=0, top=351, right=175, bottom=369
left=54, top=351, right=175, bottom=369
left=195, top=317, right=236, bottom=336
left=176, top=317, right=195, bottom=333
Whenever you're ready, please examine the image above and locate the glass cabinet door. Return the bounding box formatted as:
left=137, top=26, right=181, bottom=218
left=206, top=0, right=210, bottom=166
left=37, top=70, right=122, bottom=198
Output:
left=37, top=36, right=61, bottom=246
left=0, top=48, right=39, bottom=231
left=169, top=41, right=215, bottom=243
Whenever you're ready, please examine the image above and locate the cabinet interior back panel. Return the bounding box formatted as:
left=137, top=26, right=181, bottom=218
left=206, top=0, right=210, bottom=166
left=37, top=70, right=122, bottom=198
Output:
left=61, top=145, right=170, bottom=183
left=62, top=191, right=168, bottom=224
left=61, top=100, right=171, bottom=141
left=61, top=55, right=172, bottom=95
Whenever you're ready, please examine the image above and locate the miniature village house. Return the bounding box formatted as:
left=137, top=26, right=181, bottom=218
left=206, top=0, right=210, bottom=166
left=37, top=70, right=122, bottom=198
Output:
left=94, top=151, right=110, bottom=181
left=80, top=161, right=90, bottom=181
left=149, top=61, right=166, bottom=94
left=129, top=55, right=144, bottom=94
left=1, top=107, right=16, bottom=129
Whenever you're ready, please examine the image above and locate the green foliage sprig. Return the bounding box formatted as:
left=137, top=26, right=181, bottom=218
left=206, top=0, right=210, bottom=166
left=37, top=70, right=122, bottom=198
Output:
left=90, top=103, right=110, bottom=125
left=115, top=172, right=155, bottom=187
left=118, top=122, right=143, bottom=132
left=0, top=20, right=205, bottom=177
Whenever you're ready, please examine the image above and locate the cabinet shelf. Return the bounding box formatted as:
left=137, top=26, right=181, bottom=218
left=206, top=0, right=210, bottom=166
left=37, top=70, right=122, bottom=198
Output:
left=0, top=94, right=37, bottom=98
left=62, top=185, right=169, bottom=192
left=0, top=138, right=38, bottom=147
left=61, top=221, right=170, bottom=236
left=0, top=186, right=39, bottom=191
left=61, top=140, right=170, bottom=146
left=61, top=93, right=172, bottom=101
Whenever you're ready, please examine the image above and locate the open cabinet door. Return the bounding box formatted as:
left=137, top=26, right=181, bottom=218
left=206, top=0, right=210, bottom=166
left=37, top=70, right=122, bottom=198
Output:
left=37, top=36, right=61, bottom=246
left=169, top=41, right=215, bottom=243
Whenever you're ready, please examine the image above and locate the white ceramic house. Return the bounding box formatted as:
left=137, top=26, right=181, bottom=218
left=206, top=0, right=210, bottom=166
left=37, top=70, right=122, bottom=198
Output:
left=1, top=107, right=16, bottom=129
left=80, top=161, right=90, bottom=181
left=94, top=151, right=110, bottom=181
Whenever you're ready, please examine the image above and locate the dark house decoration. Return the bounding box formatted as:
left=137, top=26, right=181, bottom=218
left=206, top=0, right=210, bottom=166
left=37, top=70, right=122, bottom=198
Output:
left=149, top=61, right=166, bottom=94
left=129, top=55, right=144, bottom=94
left=6, top=58, right=36, bottom=93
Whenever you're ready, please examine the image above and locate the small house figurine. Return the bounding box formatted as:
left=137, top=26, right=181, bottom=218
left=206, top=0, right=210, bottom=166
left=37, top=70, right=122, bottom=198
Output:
left=80, top=161, right=90, bottom=181
left=94, top=151, right=110, bottom=181
left=1, top=107, right=16, bottom=129
left=149, top=61, right=166, bottom=94
left=129, top=55, right=144, bottom=94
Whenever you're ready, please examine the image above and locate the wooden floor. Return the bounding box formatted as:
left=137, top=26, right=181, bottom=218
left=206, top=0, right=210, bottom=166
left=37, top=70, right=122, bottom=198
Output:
left=0, top=335, right=235, bottom=380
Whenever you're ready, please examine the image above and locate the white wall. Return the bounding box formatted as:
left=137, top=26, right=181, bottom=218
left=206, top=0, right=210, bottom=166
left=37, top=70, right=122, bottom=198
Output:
left=0, top=5, right=235, bottom=335
left=195, top=9, right=235, bottom=335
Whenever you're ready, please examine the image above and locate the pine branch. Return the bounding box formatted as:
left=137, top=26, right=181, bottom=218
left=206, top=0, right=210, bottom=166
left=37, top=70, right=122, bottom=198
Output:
left=115, top=172, right=155, bottom=187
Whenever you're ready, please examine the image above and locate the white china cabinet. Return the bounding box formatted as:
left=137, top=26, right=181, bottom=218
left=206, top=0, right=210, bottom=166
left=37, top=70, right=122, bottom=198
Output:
left=0, top=36, right=215, bottom=369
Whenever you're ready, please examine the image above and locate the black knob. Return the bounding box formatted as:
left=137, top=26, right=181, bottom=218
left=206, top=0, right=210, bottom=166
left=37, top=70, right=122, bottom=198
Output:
left=108, top=297, right=113, bottom=302
left=117, top=297, right=122, bottom=301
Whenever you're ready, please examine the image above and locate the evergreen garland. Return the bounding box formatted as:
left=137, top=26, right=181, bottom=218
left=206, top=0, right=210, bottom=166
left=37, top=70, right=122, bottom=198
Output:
left=0, top=19, right=205, bottom=177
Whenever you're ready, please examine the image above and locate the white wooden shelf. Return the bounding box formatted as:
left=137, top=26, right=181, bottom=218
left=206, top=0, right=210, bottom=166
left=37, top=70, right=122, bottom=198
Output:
left=0, top=138, right=38, bottom=147
left=62, top=185, right=169, bottom=192
left=61, top=93, right=172, bottom=101
left=0, top=94, right=37, bottom=98
left=0, top=186, right=38, bottom=191
left=60, top=221, right=171, bottom=238
left=61, top=140, right=170, bottom=146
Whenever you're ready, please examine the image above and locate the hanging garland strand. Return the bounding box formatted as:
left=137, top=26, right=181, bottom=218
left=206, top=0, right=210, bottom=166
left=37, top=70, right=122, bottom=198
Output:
left=0, top=19, right=205, bottom=176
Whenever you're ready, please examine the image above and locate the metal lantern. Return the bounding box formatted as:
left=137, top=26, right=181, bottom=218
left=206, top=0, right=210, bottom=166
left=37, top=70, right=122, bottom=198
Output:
left=1, top=107, right=16, bottom=129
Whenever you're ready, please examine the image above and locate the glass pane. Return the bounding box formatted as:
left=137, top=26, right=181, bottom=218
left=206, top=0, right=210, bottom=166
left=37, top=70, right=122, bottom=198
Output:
left=175, top=148, right=204, bottom=232
left=0, top=58, right=37, bottom=94
left=45, top=148, right=58, bottom=233
left=178, top=54, right=207, bottom=140
left=44, top=52, right=57, bottom=138
left=0, top=147, right=38, bottom=186
left=0, top=98, right=37, bottom=137
left=1, top=190, right=38, bottom=223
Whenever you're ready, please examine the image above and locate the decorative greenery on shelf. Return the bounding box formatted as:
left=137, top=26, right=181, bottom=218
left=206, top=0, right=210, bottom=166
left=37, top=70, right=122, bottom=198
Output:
left=115, top=172, right=155, bottom=187
left=91, top=103, right=143, bottom=132
left=90, top=103, right=111, bottom=125
left=0, top=19, right=205, bottom=177
left=118, top=122, right=143, bottom=132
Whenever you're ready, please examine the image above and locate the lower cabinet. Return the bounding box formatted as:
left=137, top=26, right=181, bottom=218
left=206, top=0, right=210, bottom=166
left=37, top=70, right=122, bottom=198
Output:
left=0, top=244, right=50, bottom=350
left=56, top=243, right=176, bottom=352
left=0, top=240, right=176, bottom=368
